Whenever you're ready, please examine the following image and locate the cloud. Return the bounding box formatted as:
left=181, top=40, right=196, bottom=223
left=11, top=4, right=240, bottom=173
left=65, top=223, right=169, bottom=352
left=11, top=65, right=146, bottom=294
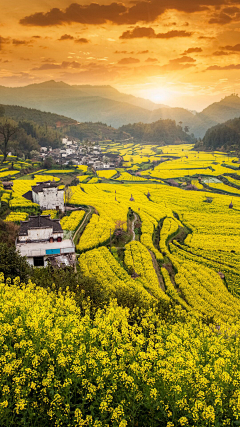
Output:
left=12, top=39, right=31, bottom=45
left=145, top=57, right=158, bottom=62
left=58, top=34, right=89, bottom=43
left=169, top=55, right=196, bottom=64
left=120, top=27, right=192, bottom=39
left=183, top=47, right=202, bottom=54
left=198, top=36, right=215, bottom=39
left=221, top=43, right=240, bottom=51
left=20, top=3, right=127, bottom=26
left=19, top=0, right=231, bottom=27
left=32, top=61, right=81, bottom=70
left=0, top=35, right=10, bottom=50
left=118, top=57, right=140, bottom=64
left=212, top=50, right=232, bottom=55
left=58, top=34, right=74, bottom=40
left=138, top=50, right=149, bottom=54
left=75, top=38, right=89, bottom=43
left=222, top=6, right=240, bottom=14
left=205, top=64, right=240, bottom=70
left=208, top=12, right=233, bottom=24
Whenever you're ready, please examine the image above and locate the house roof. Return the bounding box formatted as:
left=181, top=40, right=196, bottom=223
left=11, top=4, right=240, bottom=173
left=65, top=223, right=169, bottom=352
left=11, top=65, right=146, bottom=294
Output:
left=32, top=181, right=59, bottom=194
left=19, top=215, right=63, bottom=236
left=22, top=190, right=33, bottom=202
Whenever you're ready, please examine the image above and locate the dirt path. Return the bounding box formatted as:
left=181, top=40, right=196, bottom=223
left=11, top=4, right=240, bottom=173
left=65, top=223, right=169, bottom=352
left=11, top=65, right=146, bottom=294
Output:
left=149, top=249, right=166, bottom=291
left=130, top=212, right=138, bottom=241
left=72, top=206, right=94, bottom=245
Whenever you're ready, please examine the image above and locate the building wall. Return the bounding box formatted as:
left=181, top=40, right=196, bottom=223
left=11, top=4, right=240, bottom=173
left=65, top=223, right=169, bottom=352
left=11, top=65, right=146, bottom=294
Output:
left=33, top=188, right=64, bottom=210
left=16, top=239, right=75, bottom=259
left=19, top=229, right=63, bottom=242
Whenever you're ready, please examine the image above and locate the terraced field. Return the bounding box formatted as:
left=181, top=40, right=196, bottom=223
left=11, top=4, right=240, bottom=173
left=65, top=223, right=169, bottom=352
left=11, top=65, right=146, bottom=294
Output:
left=2, top=143, right=240, bottom=321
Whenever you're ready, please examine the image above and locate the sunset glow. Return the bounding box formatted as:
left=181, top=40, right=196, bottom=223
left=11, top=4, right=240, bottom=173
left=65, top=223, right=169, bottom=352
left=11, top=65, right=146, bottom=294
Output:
left=1, top=0, right=240, bottom=109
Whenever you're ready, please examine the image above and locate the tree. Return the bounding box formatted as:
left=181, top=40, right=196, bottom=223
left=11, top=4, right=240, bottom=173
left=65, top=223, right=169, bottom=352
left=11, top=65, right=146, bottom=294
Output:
left=64, top=185, right=73, bottom=208
left=43, top=156, right=53, bottom=169
left=0, top=106, right=5, bottom=117
left=30, top=150, right=41, bottom=159
left=184, top=126, right=189, bottom=133
left=0, top=119, right=19, bottom=162
left=0, top=243, right=31, bottom=283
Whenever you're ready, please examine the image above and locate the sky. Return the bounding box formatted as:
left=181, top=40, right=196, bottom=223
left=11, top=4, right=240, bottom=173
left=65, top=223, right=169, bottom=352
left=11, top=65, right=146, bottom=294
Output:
left=0, top=0, right=240, bottom=110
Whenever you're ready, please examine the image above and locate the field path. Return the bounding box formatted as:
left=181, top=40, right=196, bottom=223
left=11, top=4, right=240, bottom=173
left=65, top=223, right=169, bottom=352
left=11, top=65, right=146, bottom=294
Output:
left=130, top=212, right=138, bottom=241
left=72, top=206, right=94, bottom=245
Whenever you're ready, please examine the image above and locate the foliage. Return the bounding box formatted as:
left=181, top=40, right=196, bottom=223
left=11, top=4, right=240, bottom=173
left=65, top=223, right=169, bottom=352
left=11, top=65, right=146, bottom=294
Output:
left=1, top=277, right=240, bottom=425
left=0, top=118, right=19, bottom=162
left=0, top=219, right=19, bottom=247
left=119, top=119, right=196, bottom=144
left=201, top=118, right=240, bottom=151
left=0, top=104, right=76, bottom=127
left=0, top=244, right=30, bottom=282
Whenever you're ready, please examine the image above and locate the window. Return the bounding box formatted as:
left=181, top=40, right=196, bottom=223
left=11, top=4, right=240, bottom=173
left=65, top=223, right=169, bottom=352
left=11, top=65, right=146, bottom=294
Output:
left=33, top=256, right=44, bottom=267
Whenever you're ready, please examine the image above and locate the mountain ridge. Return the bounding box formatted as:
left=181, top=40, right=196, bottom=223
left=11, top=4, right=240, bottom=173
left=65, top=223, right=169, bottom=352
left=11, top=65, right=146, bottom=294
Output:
left=0, top=81, right=239, bottom=138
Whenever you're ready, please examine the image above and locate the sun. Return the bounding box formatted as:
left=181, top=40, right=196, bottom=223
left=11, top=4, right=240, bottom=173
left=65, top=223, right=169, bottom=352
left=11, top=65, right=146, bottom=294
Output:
left=139, top=87, right=171, bottom=104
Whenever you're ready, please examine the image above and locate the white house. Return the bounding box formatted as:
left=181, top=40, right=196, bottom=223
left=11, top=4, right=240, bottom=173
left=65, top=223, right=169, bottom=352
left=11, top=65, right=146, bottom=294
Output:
left=23, top=181, right=65, bottom=211
left=32, top=182, right=64, bottom=211
left=16, top=215, right=75, bottom=267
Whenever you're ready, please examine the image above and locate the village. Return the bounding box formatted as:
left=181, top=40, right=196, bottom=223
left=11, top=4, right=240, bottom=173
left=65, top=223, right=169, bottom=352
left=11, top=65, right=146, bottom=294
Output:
left=40, top=137, right=123, bottom=170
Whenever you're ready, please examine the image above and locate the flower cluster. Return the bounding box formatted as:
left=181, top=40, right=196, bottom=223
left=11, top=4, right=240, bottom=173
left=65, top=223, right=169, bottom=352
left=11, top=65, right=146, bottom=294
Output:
left=41, top=210, right=58, bottom=219
left=5, top=212, right=28, bottom=222
left=1, top=275, right=240, bottom=426
left=60, top=210, right=85, bottom=231
left=124, top=241, right=169, bottom=303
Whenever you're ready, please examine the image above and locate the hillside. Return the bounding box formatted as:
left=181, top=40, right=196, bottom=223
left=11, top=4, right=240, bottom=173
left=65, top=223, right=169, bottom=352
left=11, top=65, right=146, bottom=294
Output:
left=0, top=104, right=130, bottom=143
left=0, top=81, right=196, bottom=131
left=119, top=119, right=196, bottom=144
left=72, top=84, right=169, bottom=110
left=1, top=104, right=77, bottom=127
left=1, top=82, right=240, bottom=138
left=197, top=116, right=240, bottom=151
left=191, top=94, right=240, bottom=138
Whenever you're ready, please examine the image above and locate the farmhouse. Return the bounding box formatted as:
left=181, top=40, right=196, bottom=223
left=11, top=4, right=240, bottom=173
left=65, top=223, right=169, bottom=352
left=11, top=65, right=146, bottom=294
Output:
left=23, top=181, right=64, bottom=211
left=16, top=215, right=75, bottom=267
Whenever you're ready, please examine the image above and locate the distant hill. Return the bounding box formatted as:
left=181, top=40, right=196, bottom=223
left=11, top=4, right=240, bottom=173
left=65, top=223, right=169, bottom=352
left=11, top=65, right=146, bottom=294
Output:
left=119, top=119, right=196, bottom=144
left=0, top=82, right=240, bottom=138
left=196, top=116, right=240, bottom=151
left=0, top=81, right=196, bottom=131
left=72, top=84, right=169, bottom=111
left=0, top=104, right=130, bottom=142
left=190, top=94, right=240, bottom=138
left=1, top=104, right=76, bottom=127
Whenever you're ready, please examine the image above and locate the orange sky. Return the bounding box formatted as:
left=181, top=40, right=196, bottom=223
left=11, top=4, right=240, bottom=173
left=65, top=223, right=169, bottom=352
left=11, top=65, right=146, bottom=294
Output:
left=1, top=0, right=240, bottom=110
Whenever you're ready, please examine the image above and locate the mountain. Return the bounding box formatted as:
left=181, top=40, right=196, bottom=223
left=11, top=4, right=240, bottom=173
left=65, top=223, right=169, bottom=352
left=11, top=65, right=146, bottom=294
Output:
left=119, top=119, right=196, bottom=144
left=0, top=82, right=240, bottom=138
left=190, top=94, right=240, bottom=138
left=0, top=104, right=130, bottom=142
left=196, top=116, right=240, bottom=151
left=72, top=84, right=169, bottom=110
left=0, top=104, right=77, bottom=127
left=0, top=81, right=194, bottom=130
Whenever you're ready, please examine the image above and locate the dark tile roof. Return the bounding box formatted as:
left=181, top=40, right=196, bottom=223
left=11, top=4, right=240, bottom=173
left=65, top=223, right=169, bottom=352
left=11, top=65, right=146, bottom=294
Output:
left=32, top=181, right=59, bottom=194
left=22, top=190, right=33, bottom=202
left=19, top=215, right=63, bottom=236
